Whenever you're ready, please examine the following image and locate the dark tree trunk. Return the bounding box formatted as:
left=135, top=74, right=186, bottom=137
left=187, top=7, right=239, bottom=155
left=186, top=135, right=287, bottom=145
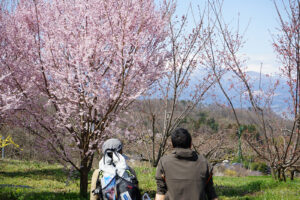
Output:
left=277, top=168, right=281, bottom=181
left=79, top=154, right=94, bottom=199
left=151, top=115, right=156, bottom=167
left=282, top=170, right=286, bottom=182
left=276, top=168, right=287, bottom=182
left=80, top=167, right=89, bottom=198
left=290, top=170, right=295, bottom=181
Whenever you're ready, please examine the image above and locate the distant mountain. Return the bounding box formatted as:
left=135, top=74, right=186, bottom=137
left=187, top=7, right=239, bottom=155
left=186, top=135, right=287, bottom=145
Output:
left=150, top=71, right=291, bottom=113
left=193, top=71, right=290, bottom=113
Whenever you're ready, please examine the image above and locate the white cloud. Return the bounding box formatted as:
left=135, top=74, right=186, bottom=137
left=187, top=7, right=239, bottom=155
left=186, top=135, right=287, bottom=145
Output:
left=246, top=53, right=280, bottom=74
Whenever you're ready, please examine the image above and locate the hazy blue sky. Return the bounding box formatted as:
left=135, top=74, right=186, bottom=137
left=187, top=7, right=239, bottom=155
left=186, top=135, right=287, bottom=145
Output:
left=175, top=0, right=287, bottom=74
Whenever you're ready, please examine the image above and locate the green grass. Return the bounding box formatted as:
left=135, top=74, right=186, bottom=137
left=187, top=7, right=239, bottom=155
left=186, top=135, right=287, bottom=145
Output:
left=134, top=164, right=157, bottom=197
left=0, top=159, right=299, bottom=200
left=134, top=164, right=300, bottom=200
left=214, top=176, right=300, bottom=200
left=0, top=159, right=85, bottom=200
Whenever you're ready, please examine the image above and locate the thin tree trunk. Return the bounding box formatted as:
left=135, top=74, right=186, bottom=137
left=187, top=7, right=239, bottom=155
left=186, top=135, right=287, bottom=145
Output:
left=153, top=151, right=161, bottom=167
left=282, top=169, right=286, bottom=182
left=152, top=114, right=156, bottom=167
left=271, top=168, right=277, bottom=180
left=277, top=168, right=281, bottom=181
left=237, top=128, right=243, bottom=163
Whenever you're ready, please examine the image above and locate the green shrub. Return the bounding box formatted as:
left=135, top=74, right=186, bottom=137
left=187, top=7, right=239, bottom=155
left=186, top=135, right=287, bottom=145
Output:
left=250, top=162, right=269, bottom=174
left=242, top=160, right=250, bottom=169
left=224, top=169, right=237, bottom=176
left=207, top=117, right=219, bottom=132
left=250, top=162, right=259, bottom=171
left=257, top=162, right=269, bottom=174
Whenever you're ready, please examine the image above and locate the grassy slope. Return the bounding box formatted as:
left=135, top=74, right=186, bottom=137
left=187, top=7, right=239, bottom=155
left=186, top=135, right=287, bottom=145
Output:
left=134, top=165, right=300, bottom=200
left=0, top=159, right=84, bottom=200
left=0, top=159, right=299, bottom=200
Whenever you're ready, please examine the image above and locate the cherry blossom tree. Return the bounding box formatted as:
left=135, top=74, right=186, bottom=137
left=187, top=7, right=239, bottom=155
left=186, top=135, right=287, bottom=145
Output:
left=0, top=0, right=170, bottom=196
left=272, top=0, right=300, bottom=180
left=128, top=2, right=215, bottom=167
left=206, top=0, right=300, bottom=181
left=0, top=0, right=20, bottom=116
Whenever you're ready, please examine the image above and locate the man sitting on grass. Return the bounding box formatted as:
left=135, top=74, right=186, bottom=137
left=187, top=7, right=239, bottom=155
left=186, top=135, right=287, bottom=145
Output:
left=155, top=128, right=218, bottom=200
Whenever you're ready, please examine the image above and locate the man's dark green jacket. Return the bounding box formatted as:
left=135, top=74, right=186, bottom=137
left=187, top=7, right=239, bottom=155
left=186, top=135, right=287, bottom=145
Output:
left=155, top=148, right=218, bottom=200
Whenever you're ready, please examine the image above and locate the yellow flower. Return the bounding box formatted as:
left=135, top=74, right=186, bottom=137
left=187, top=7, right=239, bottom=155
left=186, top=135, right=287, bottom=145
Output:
left=0, top=135, right=23, bottom=150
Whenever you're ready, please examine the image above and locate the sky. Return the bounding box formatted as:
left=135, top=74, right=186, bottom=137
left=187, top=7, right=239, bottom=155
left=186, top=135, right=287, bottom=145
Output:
left=175, top=0, right=287, bottom=74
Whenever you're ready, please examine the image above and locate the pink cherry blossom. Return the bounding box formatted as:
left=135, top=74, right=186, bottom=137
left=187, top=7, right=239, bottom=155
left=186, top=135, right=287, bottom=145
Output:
left=0, top=0, right=170, bottom=196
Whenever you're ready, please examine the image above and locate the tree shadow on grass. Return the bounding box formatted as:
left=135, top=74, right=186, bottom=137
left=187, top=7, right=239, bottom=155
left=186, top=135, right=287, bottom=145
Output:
left=215, top=180, right=277, bottom=197
left=0, top=168, right=94, bottom=183
left=140, top=181, right=274, bottom=199
left=0, top=168, right=70, bottom=182
left=0, top=187, right=87, bottom=200
left=0, top=187, right=156, bottom=200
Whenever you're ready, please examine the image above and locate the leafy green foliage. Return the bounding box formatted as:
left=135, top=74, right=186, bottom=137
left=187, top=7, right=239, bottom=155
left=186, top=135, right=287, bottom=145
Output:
left=207, top=118, right=219, bottom=132
left=185, top=112, right=219, bottom=132
left=249, top=162, right=269, bottom=174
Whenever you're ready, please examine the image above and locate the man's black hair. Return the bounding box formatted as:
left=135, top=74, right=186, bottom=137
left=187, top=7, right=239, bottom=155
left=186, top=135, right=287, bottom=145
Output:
left=171, top=128, right=192, bottom=149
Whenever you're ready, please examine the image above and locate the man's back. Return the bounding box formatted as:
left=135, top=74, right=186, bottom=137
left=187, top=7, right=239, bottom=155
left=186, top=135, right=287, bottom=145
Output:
left=155, top=148, right=217, bottom=200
